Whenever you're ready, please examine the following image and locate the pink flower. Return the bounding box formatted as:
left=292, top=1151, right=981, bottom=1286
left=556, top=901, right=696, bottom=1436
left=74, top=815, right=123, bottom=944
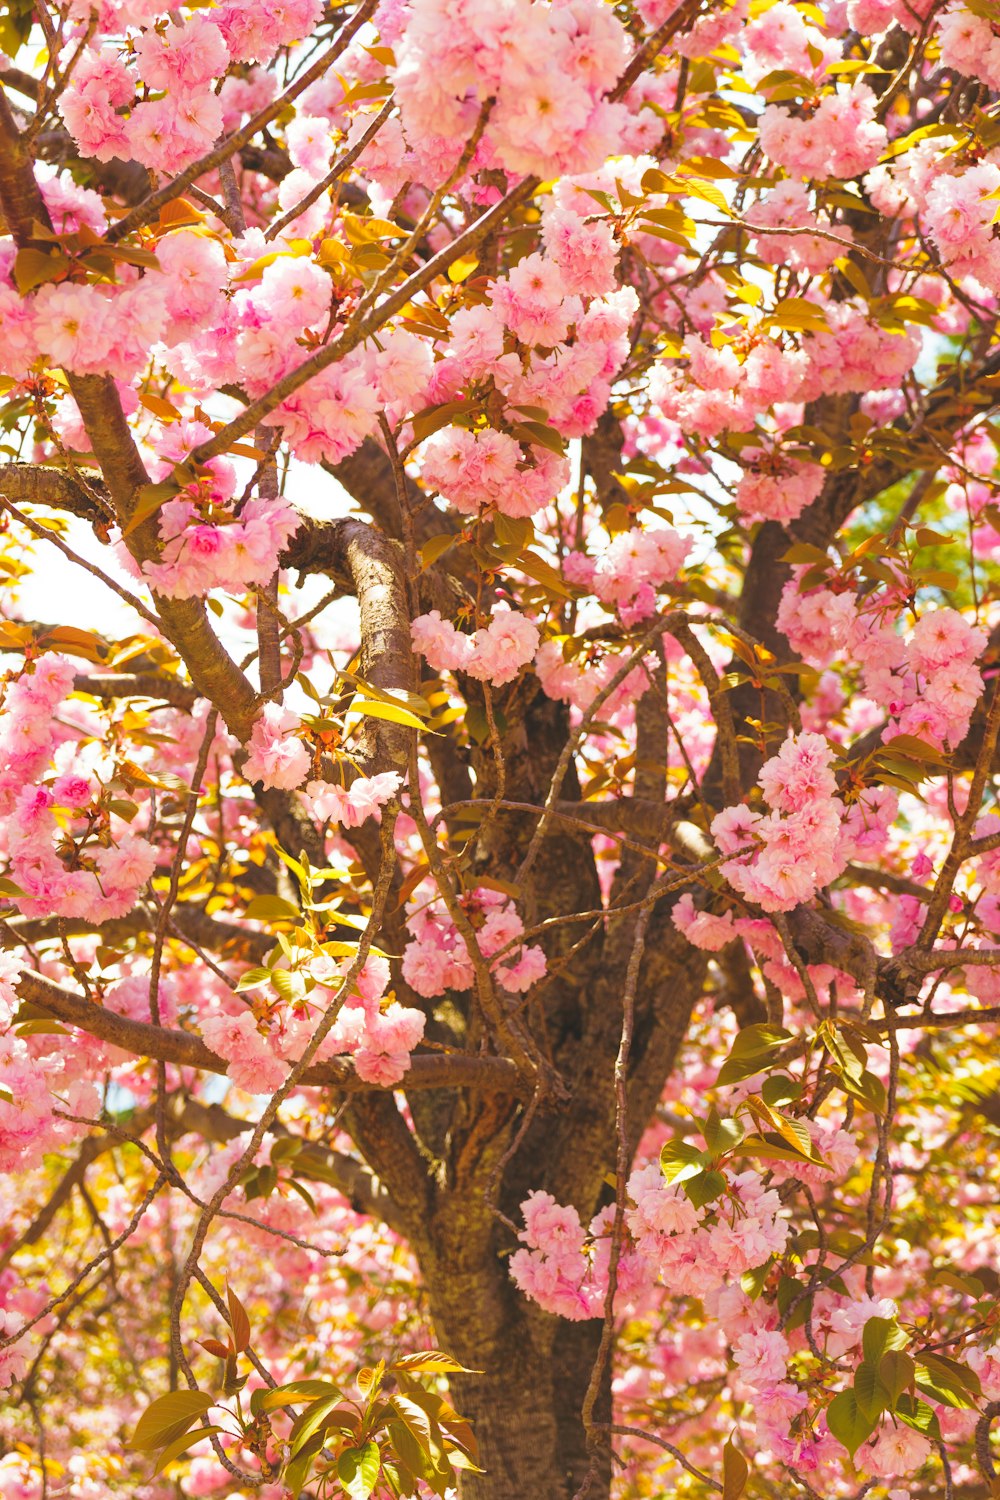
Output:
left=758, top=732, right=837, bottom=814
left=732, top=1329, right=789, bottom=1389
left=672, top=892, right=736, bottom=951
left=254, top=256, right=331, bottom=332
left=0, top=953, right=23, bottom=1030
left=411, top=611, right=474, bottom=674
left=305, top=772, right=402, bottom=827
left=200, top=1009, right=287, bottom=1095
left=466, top=608, right=540, bottom=686
left=243, top=704, right=310, bottom=790
left=908, top=607, right=987, bottom=674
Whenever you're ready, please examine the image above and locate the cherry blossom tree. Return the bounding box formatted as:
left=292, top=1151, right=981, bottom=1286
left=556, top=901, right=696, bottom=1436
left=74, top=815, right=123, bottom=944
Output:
left=2, top=0, right=1000, bottom=1495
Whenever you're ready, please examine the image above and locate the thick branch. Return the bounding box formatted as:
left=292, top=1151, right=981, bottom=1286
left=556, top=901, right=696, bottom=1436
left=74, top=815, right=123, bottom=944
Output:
left=12, top=966, right=526, bottom=1095
left=286, top=516, right=416, bottom=774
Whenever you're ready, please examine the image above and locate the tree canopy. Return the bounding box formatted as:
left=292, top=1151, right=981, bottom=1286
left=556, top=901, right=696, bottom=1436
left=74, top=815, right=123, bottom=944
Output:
left=1, top=0, right=1000, bottom=1496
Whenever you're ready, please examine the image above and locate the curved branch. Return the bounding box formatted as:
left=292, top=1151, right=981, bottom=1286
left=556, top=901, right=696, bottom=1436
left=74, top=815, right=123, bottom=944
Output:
left=12, top=967, right=527, bottom=1096
left=286, top=516, right=417, bottom=775
left=74, top=673, right=199, bottom=710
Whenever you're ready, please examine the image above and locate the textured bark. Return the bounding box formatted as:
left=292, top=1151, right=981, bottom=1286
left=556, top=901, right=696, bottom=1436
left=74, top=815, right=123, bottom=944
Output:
left=430, top=1280, right=611, bottom=1500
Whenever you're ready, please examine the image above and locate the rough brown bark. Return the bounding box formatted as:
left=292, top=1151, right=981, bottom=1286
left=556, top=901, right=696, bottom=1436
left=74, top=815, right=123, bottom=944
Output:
left=429, top=1281, right=612, bottom=1500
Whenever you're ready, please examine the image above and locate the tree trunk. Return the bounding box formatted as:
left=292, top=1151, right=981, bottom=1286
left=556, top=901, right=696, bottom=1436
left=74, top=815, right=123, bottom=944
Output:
left=428, top=1270, right=611, bottom=1500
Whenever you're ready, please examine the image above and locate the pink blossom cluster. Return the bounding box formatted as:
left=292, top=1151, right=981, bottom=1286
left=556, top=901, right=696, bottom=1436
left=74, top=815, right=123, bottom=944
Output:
left=923, top=163, right=1000, bottom=286
left=200, top=1008, right=289, bottom=1095
left=244, top=323, right=431, bottom=464
left=58, top=4, right=319, bottom=172
left=627, top=1163, right=789, bottom=1293
left=401, top=885, right=547, bottom=998
left=242, top=704, right=311, bottom=791
left=392, top=0, right=629, bottom=179
left=419, top=427, right=570, bottom=519
left=0, top=1026, right=101, bottom=1175
left=534, top=640, right=655, bottom=715
left=498, top=283, right=638, bottom=439
left=425, top=276, right=636, bottom=450
left=0, top=655, right=76, bottom=814
left=778, top=574, right=988, bottom=747
left=758, top=86, right=887, bottom=181
left=937, top=3, right=1000, bottom=90
left=508, top=1191, right=604, bottom=1320
left=137, top=494, right=299, bottom=600
left=860, top=604, right=986, bottom=751
left=410, top=606, right=540, bottom=686
left=563, top=524, right=690, bottom=623
left=746, top=180, right=855, bottom=275
left=1, top=254, right=169, bottom=383
left=706, top=732, right=897, bottom=913
left=286, top=953, right=426, bottom=1088
left=867, top=149, right=1000, bottom=288
left=213, top=0, right=322, bottom=65
left=648, top=315, right=918, bottom=446
left=110, top=420, right=299, bottom=600
left=742, top=0, right=839, bottom=85
left=203, top=951, right=427, bottom=1092
left=8, top=780, right=158, bottom=924
left=59, top=17, right=232, bottom=173
left=889, top=606, right=989, bottom=748
left=510, top=1159, right=789, bottom=1319
left=734, top=449, right=825, bottom=525
left=304, top=772, right=402, bottom=828
left=776, top=568, right=862, bottom=669
left=0, top=659, right=157, bottom=924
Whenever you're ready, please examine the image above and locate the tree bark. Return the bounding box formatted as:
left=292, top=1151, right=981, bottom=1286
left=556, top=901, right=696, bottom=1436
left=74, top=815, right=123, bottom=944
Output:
left=428, top=1273, right=611, bottom=1500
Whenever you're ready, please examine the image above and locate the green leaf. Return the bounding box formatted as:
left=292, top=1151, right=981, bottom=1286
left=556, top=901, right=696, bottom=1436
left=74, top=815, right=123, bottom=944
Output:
left=701, top=1108, right=745, bottom=1157
left=916, top=1351, right=981, bottom=1409
left=660, top=1138, right=707, bottom=1184
left=825, top=1390, right=877, bottom=1460
left=716, top=1024, right=792, bottom=1085
left=256, top=1379, right=342, bottom=1412
left=766, top=297, right=830, bottom=332
left=387, top=1419, right=430, bottom=1483
left=862, top=1317, right=908, bottom=1367
left=517, top=550, right=575, bottom=599
left=244, top=895, right=300, bottom=922
left=346, top=697, right=428, bottom=732
left=731, top=1134, right=829, bottom=1166
left=13, top=247, right=70, bottom=294
left=234, top=967, right=274, bottom=992
left=151, top=1426, right=225, bottom=1475
left=338, top=1441, right=381, bottom=1500
left=761, top=1074, right=801, bottom=1107
left=876, top=733, right=949, bottom=766
left=290, top=1394, right=350, bottom=1456
left=740, top=1259, right=772, bottom=1300
left=929, top=1267, right=985, bottom=1299
left=282, top=1435, right=323, bottom=1498
left=895, top=1393, right=942, bottom=1440
left=0, top=876, right=27, bottom=898
left=722, top=1433, right=749, bottom=1500
left=728, top=1023, right=793, bottom=1057
left=715, top=1054, right=772, bottom=1087
left=393, top=1351, right=477, bottom=1375
left=879, top=1350, right=915, bottom=1407
left=840, top=1067, right=887, bottom=1115
left=683, top=1168, right=727, bottom=1208
left=123, top=480, right=182, bottom=537
left=853, top=1362, right=886, bottom=1422
left=130, top=1391, right=214, bottom=1452
left=419, top=533, right=456, bottom=569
